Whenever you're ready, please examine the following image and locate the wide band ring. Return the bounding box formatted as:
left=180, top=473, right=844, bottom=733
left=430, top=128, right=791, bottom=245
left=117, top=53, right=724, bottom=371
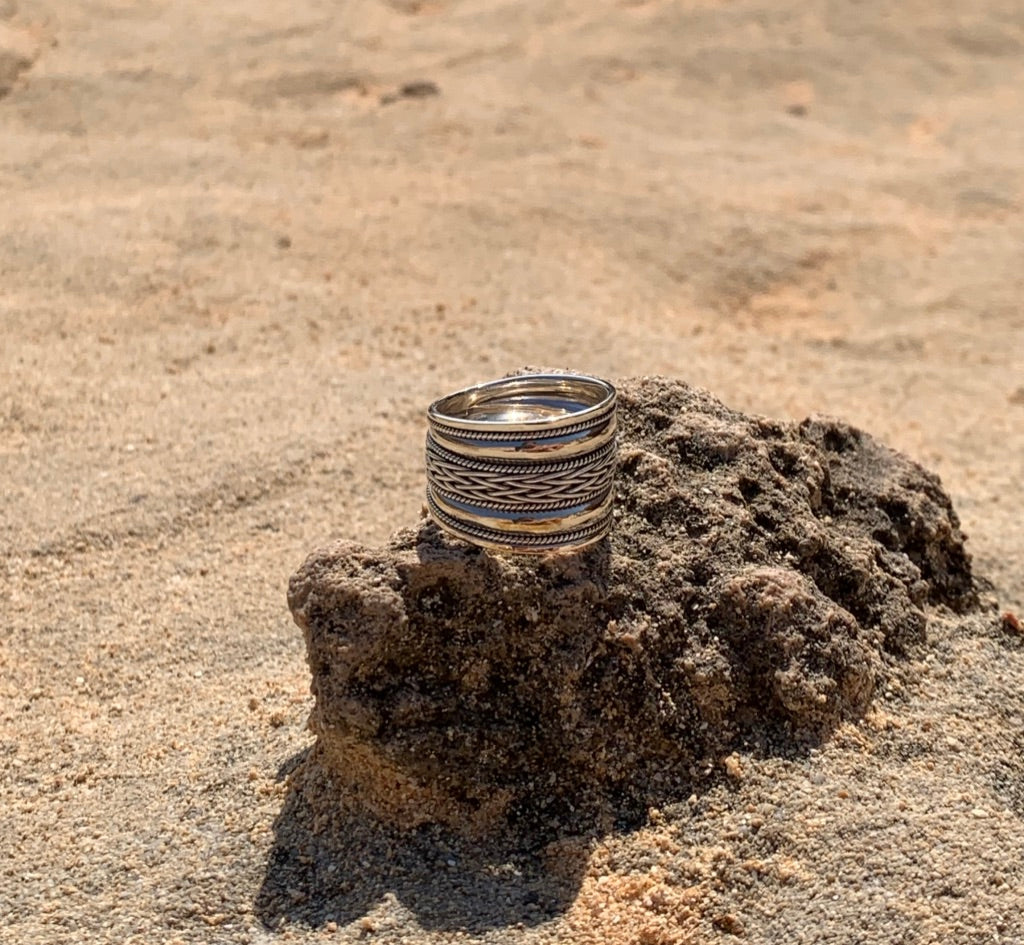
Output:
left=425, top=373, right=618, bottom=553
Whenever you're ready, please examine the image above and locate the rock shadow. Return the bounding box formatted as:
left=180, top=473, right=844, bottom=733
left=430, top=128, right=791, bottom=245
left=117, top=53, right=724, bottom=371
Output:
left=254, top=748, right=594, bottom=934
left=254, top=718, right=838, bottom=935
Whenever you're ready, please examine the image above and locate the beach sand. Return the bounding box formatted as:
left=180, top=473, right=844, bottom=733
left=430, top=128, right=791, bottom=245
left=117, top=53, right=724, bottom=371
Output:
left=1, top=1, right=1022, bottom=942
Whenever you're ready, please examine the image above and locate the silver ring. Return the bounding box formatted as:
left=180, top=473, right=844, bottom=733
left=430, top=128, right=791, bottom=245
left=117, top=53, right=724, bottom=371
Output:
left=425, top=373, right=617, bottom=553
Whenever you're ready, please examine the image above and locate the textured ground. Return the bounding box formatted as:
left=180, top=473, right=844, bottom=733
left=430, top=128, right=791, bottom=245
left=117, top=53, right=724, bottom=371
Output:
left=1, top=1, right=1022, bottom=943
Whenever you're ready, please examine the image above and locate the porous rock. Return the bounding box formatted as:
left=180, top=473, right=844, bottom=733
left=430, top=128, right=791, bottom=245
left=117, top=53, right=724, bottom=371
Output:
left=288, top=376, right=976, bottom=837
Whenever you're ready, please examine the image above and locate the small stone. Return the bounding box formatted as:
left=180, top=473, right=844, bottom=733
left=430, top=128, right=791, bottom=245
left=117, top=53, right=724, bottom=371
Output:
left=291, top=127, right=329, bottom=149
left=713, top=913, right=746, bottom=936
left=0, top=22, right=36, bottom=96
left=723, top=753, right=744, bottom=781
left=400, top=80, right=439, bottom=98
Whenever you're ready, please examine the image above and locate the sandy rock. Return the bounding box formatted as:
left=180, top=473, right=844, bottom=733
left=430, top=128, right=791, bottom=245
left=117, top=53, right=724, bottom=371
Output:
left=288, top=376, right=977, bottom=837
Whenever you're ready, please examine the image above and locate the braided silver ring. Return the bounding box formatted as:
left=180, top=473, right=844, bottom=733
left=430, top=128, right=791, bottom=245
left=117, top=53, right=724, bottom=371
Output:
left=425, top=373, right=617, bottom=553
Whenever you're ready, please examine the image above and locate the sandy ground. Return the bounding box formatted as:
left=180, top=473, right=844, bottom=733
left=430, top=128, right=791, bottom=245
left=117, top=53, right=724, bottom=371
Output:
left=1, top=0, right=1023, bottom=942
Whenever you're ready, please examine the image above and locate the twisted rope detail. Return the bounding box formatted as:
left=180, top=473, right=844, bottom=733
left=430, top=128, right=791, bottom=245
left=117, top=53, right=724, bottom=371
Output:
left=427, top=491, right=611, bottom=550
left=426, top=435, right=616, bottom=475
left=426, top=439, right=617, bottom=506
left=430, top=484, right=612, bottom=514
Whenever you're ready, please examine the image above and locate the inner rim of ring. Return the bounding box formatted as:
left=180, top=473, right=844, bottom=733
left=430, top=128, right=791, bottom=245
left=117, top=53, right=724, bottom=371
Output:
left=431, top=375, right=614, bottom=427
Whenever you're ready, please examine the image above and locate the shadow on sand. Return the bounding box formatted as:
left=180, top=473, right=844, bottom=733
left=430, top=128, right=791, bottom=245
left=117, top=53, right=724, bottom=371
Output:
left=254, top=748, right=596, bottom=934
left=253, top=723, right=829, bottom=935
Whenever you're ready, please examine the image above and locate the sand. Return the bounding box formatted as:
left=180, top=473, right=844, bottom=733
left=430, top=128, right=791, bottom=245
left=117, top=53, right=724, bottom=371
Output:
left=1, top=0, right=1022, bottom=943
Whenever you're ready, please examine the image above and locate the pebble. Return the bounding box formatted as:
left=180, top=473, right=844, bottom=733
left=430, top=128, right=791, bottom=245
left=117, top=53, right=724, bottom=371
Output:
left=723, top=753, right=744, bottom=781
left=713, top=913, right=746, bottom=936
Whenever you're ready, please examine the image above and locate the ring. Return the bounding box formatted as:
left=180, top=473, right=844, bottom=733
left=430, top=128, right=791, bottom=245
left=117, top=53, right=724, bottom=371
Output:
left=425, top=373, right=618, bottom=553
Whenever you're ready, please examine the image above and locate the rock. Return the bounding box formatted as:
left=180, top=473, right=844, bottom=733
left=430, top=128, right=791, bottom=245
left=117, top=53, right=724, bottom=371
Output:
left=713, top=913, right=747, bottom=936
left=0, top=22, right=37, bottom=98
left=288, top=376, right=977, bottom=837
left=399, top=80, right=440, bottom=98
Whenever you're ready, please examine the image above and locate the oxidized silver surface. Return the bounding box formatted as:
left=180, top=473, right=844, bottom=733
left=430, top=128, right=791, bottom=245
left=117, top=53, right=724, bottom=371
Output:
left=425, top=373, right=617, bottom=552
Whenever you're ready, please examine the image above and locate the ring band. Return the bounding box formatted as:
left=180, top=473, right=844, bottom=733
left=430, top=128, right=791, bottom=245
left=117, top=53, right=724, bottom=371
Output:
left=425, top=373, right=618, bottom=553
